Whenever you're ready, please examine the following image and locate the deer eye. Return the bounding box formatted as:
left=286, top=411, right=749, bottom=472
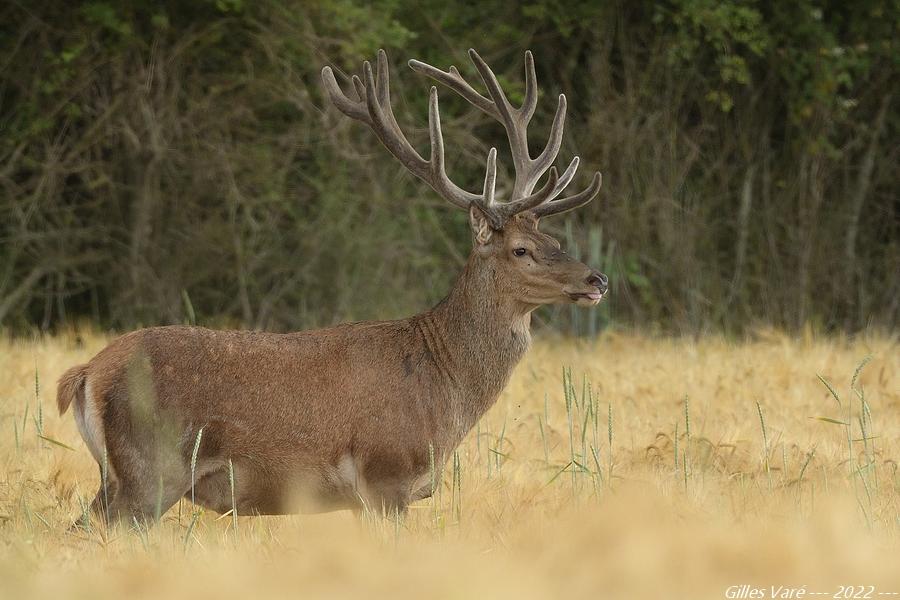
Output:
left=513, top=248, right=528, bottom=257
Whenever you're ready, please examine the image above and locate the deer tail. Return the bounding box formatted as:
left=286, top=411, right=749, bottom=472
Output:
left=57, top=364, right=87, bottom=416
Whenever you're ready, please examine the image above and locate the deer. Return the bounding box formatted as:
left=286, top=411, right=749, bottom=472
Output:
left=56, top=48, right=607, bottom=526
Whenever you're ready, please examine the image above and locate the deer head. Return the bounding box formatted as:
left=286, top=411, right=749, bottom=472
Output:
left=322, top=49, right=607, bottom=309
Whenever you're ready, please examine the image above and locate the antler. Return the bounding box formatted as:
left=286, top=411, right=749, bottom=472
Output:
left=409, top=49, right=601, bottom=219
left=322, top=49, right=600, bottom=226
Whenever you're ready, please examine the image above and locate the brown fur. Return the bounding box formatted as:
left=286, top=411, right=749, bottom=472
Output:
left=58, top=215, right=606, bottom=525
left=56, top=364, right=87, bottom=416
left=61, top=48, right=609, bottom=526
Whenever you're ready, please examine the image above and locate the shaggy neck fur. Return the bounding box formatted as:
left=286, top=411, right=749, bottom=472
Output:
left=415, top=251, right=533, bottom=434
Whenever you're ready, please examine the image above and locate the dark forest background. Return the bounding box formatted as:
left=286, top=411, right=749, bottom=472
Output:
left=1, top=0, right=897, bottom=336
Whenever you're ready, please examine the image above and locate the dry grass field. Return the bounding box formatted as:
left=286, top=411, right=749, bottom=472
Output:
left=0, top=330, right=897, bottom=599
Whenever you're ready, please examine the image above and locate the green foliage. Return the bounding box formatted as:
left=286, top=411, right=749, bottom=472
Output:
left=312, top=0, right=415, bottom=56
left=0, top=0, right=896, bottom=335
left=660, top=0, right=770, bottom=110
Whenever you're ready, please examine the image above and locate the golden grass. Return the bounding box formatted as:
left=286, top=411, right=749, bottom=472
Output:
left=1, top=330, right=898, bottom=599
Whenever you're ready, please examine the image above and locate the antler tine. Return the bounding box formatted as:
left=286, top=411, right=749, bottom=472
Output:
left=321, top=66, right=371, bottom=123
left=351, top=76, right=367, bottom=106
left=427, top=86, right=446, bottom=185
left=531, top=94, right=566, bottom=181
left=482, top=147, right=498, bottom=205
left=374, top=49, right=391, bottom=106
left=520, top=50, right=538, bottom=124
left=362, top=60, right=428, bottom=174
left=551, top=157, right=580, bottom=199
left=476, top=148, right=503, bottom=228
left=516, top=157, right=580, bottom=216
left=428, top=86, right=477, bottom=209
left=531, top=172, right=602, bottom=218
left=375, top=49, right=429, bottom=159
left=467, top=49, right=517, bottom=126
left=496, top=167, right=559, bottom=221
left=407, top=59, right=499, bottom=119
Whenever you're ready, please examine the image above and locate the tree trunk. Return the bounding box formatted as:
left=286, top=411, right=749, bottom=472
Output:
left=844, top=94, right=891, bottom=328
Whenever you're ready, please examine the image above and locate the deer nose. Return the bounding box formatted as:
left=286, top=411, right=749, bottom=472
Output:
left=586, top=271, right=608, bottom=294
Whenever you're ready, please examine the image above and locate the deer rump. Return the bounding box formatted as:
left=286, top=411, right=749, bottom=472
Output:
left=59, top=323, right=480, bottom=520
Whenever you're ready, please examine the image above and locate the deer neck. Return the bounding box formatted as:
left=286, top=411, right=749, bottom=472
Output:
left=417, top=252, right=532, bottom=424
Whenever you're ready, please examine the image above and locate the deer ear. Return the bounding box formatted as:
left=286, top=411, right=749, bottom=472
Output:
left=469, top=204, right=493, bottom=245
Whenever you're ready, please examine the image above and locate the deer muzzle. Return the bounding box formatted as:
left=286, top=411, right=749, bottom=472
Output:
left=565, top=269, right=608, bottom=305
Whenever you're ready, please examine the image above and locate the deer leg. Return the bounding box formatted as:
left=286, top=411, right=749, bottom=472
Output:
left=189, top=468, right=238, bottom=515
left=410, top=481, right=433, bottom=502
left=96, top=435, right=192, bottom=526
left=90, top=382, right=200, bottom=527
left=68, top=463, right=120, bottom=532
left=101, top=470, right=190, bottom=527
left=88, top=470, right=119, bottom=525
left=72, top=467, right=188, bottom=529
left=354, top=480, right=412, bottom=518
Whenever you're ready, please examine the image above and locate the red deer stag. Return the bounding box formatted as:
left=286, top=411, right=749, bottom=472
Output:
left=57, top=49, right=606, bottom=525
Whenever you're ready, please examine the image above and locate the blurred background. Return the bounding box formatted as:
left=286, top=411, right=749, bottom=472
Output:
left=1, top=0, right=896, bottom=336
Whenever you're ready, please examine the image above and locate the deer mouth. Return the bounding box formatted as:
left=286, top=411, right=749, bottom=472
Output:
left=567, top=291, right=604, bottom=305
